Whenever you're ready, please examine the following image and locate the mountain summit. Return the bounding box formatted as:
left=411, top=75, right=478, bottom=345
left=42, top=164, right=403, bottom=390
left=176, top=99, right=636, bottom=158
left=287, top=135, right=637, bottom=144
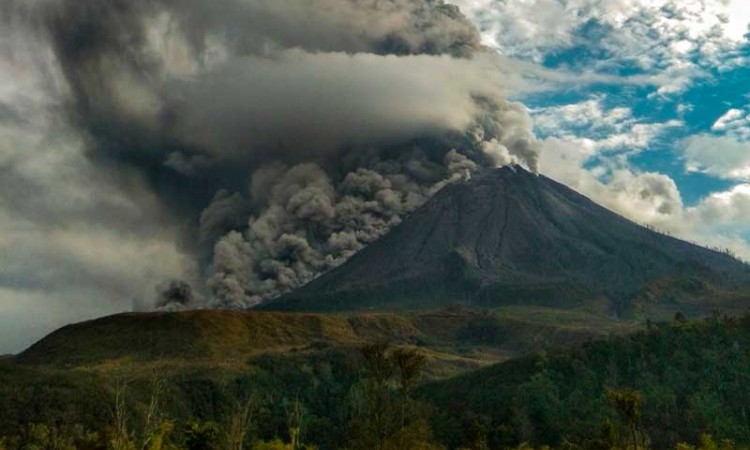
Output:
left=262, top=166, right=749, bottom=317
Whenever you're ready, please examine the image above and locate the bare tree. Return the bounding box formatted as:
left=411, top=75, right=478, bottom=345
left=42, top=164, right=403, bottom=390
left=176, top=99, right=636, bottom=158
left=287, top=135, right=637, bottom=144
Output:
left=608, top=388, right=643, bottom=450
left=226, top=393, right=258, bottom=450
left=110, top=380, right=135, bottom=450
left=392, top=348, right=426, bottom=429
left=285, top=395, right=305, bottom=450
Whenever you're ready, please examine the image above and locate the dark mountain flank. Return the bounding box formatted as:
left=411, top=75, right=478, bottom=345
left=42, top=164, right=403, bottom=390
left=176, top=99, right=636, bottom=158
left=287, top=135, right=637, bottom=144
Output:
left=263, top=166, right=750, bottom=317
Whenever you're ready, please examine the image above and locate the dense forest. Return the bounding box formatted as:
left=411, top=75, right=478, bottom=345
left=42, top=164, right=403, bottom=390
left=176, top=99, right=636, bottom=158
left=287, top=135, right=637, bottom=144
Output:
left=422, top=314, right=750, bottom=449
left=1, top=315, right=749, bottom=450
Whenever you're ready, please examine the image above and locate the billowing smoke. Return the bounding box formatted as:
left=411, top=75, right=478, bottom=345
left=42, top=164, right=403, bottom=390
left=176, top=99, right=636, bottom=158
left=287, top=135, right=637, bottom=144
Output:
left=209, top=149, right=480, bottom=307
left=155, top=280, right=200, bottom=310
left=17, top=0, right=542, bottom=309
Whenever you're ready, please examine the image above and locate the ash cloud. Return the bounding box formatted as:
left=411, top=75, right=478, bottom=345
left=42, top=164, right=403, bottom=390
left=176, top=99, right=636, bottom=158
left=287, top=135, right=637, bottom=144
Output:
left=209, top=150, right=480, bottom=307
left=4, top=0, right=543, bottom=315
left=154, top=280, right=201, bottom=310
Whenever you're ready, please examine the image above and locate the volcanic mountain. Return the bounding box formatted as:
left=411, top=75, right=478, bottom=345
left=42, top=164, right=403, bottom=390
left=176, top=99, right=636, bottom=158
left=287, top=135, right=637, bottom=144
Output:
left=262, top=166, right=750, bottom=317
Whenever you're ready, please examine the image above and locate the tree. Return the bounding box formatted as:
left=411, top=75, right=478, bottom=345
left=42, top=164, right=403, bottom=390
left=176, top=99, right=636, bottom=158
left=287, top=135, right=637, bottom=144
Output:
left=284, top=396, right=305, bottom=450
left=108, top=377, right=174, bottom=450
left=184, top=421, right=219, bottom=450
left=141, top=378, right=168, bottom=450
left=361, top=342, right=394, bottom=385
left=109, top=382, right=136, bottom=450
left=348, top=344, right=436, bottom=450
left=226, top=393, right=258, bottom=450
left=607, top=388, right=643, bottom=450
left=393, top=348, right=426, bottom=429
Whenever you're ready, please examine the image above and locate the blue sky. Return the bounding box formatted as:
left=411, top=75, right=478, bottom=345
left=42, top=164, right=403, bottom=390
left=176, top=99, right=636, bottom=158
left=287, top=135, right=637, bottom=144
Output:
left=453, top=0, right=750, bottom=255
left=528, top=48, right=749, bottom=204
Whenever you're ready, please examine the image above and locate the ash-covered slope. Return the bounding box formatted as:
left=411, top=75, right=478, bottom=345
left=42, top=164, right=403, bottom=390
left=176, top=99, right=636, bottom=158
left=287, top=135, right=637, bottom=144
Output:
left=262, top=166, right=749, bottom=316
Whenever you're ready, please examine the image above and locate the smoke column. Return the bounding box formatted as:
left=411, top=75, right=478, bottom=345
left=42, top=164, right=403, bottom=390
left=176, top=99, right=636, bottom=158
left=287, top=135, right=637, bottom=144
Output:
left=9, top=0, right=542, bottom=309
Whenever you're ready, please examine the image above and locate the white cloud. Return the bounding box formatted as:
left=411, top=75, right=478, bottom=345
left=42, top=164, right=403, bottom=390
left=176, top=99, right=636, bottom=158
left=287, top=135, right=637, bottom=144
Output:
left=470, top=54, right=660, bottom=95
left=532, top=97, right=634, bottom=132
left=540, top=138, right=684, bottom=225
left=450, top=0, right=750, bottom=95
left=532, top=96, right=682, bottom=153
left=682, top=184, right=750, bottom=258
left=540, top=138, right=750, bottom=260
left=710, top=107, right=750, bottom=140
left=712, top=108, right=745, bottom=131
left=681, top=134, right=750, bottom=180
left=688, top=183, right=750, bottom=226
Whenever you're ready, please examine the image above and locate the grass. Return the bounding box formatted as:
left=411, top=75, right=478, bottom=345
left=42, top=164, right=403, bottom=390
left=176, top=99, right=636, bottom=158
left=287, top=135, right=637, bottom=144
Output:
left=13, top=306, right=643, bottom=385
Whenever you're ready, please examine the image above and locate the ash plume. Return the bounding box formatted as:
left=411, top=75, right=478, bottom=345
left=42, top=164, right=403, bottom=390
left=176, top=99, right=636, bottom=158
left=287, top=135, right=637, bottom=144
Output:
left=155, top=280, right=200, bottom=310
left=10, top=0, right=543, bottom=309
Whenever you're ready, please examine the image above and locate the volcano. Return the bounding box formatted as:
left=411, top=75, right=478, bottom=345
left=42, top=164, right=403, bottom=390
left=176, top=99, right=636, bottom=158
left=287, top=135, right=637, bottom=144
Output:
left=261, top=166, right=749, bottom=317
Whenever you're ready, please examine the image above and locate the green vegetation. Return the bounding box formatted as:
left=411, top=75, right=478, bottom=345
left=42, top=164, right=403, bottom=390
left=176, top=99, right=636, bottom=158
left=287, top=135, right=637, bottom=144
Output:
left=1, top=312, right=748, bottom=449
left=421, top=314, right=750, bottom=449
left=0, top=346, right=443, bottom=450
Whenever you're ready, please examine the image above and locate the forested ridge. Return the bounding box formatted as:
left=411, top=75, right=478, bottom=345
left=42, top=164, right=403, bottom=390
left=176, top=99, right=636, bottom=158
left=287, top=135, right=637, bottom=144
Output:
left=1, top=315, right=748, bottom=450
left=422, top=314, right=750, bottom=449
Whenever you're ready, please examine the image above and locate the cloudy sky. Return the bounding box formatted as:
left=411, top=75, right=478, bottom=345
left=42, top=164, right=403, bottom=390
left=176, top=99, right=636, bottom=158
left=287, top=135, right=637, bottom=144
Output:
left=1, top=0, right=748, bottom=354
left=452, top=0, right=750, bottom=255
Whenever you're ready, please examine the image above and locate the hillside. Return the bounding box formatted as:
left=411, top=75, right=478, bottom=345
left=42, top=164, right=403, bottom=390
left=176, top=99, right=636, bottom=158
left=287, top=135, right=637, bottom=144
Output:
left=0, top=307, right=635, bottom=449
left=17, top=307, right=634, bottom=370
left=263, top=166, right=750, bottom=317
left=18, top=310, right=418, bottom=366
left=2, top=314, right=749, bottom=449
left=419, top=314, right=750, bottom=449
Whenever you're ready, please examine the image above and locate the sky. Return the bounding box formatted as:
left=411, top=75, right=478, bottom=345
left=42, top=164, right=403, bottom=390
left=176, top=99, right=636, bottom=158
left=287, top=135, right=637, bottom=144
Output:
left=0, top=0, right=748, bottom=354
left=451, top=0, right=750, bottom=255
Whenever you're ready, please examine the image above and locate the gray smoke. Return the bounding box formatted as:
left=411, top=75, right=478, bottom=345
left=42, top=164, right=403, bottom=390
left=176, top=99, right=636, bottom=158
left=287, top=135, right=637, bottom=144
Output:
left=17, top=0, right=542, bottom=309
left=209, top=150, right=480, bottom=307
left=199, top=190, right=252, bottom=243
left=155, top=280, right=200, bottom=310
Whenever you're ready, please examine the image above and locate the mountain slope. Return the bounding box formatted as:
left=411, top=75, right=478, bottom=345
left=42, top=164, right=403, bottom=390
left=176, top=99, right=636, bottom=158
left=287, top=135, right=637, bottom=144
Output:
left=263, top=166, right=750, bottom=316
left=418, top=316, right=750, bottom=448
left=17, top=310, right=420, bottom=365
left=17, top=307, right=635, bottom=369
